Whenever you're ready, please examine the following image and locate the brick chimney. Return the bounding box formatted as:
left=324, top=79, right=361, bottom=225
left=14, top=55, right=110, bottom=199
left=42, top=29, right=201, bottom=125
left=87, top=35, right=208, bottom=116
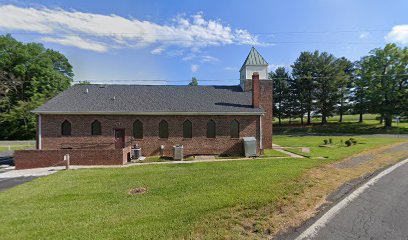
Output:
left=252, top=72, right=260, bottom=108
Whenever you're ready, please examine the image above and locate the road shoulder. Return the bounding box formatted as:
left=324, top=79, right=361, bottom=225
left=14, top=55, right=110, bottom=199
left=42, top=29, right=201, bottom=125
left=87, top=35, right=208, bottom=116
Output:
left=275, top=141, right=408, bottom=240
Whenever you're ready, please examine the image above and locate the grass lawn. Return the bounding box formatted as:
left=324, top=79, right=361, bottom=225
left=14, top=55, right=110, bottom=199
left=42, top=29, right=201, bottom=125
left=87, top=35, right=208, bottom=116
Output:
left=273, top=135, right=403, bottom=160
left=262, top=148, right=289, bottom=157
left=273, top=114, right=408, bottom=134
left=0, top=136, right=405, bottom=239
left=0, top=145, right=34, bottom=152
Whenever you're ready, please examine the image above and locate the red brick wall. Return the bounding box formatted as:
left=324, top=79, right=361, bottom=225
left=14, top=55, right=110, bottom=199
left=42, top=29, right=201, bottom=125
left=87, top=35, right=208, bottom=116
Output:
left=39, top=115, right=259, bottom=157
left=14, top=147, right=130, bottom=169
left=260, top=80, right=273, bottom=149
left=241, top=77, right=273, bottom=150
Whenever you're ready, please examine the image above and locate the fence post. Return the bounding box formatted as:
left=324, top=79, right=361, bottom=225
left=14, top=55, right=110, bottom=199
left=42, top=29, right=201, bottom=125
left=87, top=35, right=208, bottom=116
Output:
left=64, top=154, right=70, bottom=170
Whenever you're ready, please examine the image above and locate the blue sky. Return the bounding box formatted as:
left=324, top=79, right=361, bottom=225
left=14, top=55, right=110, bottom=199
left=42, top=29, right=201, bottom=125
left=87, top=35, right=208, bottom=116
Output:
left=0, top=0, right=407, bottom=85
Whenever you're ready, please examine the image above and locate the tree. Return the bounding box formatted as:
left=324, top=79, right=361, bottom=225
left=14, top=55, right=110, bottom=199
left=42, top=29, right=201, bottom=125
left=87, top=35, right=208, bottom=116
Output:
left=0, top=35, right=73, bottom=139
left=189, top=77, right=198, bottom=86
left=352, top=61, right=369, bottom=122
left=313, top=52, right=341, bottom=124
left=292, top=51, right=346, bottom=124
left=77, top=80, right=91, bottom=84
left=335, top=57, right=354, bottom=122
left=291, top=52, right=315, bottom=125
left=356, top=43, right=408, bottom=127
left=270, top=67, right=290, bottom=124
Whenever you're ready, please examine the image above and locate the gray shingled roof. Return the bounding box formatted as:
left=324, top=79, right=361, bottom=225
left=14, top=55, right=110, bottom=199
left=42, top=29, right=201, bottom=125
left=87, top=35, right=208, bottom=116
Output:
left=33, top=84, right=264, bottom=115
left=240, top=47, right=269, bottom=71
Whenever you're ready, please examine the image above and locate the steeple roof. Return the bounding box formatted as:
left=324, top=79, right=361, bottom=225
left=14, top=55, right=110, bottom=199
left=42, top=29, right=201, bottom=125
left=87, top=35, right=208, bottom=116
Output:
left=240, top=47, right=268, bottom=71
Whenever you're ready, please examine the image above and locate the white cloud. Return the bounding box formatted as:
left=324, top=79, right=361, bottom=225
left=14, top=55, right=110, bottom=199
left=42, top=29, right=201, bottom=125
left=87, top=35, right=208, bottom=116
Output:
left=385, top=25, right=408, bottom=45
left=42, top=36, right=108, bottom=52
left=182, top=54, right=195, bottom=61
left=151, top=47, right=165, bottom=55
left=191, top=64, right=199, bottom=73
left=359, top=32, right=369, bottom=39
left=0, top=4, right=263, bottom=52
left=201, top=55, right=219, bottom=63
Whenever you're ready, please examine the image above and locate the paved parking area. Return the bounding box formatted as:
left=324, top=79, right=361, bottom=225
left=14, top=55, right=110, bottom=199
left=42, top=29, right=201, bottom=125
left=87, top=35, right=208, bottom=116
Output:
left=0, top=176, right=38, bottom=192
left=0, top=166, right=63, bottom=192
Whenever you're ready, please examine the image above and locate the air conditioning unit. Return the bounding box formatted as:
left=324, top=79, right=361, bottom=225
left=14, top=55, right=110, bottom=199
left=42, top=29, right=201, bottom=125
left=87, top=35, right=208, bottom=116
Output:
left=132, top=147, right=142, bottom=160
left=173, top=145, right=184, bottom=160
left=242, top=137, right=257, bottom=157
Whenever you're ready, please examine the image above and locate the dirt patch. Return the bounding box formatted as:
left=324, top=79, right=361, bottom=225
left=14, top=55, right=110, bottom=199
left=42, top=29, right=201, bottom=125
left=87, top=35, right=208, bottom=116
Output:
left=128, top=187, right=147, bottom=195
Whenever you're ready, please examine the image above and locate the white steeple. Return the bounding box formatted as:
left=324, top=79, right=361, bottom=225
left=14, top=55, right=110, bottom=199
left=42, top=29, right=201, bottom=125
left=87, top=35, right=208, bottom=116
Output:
left=240, top=47, right=269, bottom=91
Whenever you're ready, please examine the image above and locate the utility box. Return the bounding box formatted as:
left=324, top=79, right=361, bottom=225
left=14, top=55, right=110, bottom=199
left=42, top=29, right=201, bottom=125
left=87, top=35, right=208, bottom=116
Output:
left=242, top=137, right=257, bottom=157
left=132, top=146, right=142, bottom=160
left=173, top=145, right=184, bottom=160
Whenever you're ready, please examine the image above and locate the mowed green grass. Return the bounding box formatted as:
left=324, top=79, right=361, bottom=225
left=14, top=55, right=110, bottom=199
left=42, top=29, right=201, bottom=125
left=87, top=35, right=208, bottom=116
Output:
left=0, top=159, right=320, bottom=239
left=273, top=114, right=408, bottom=134
left=0, top=145, right=34, bottom=152
left=273, top=135, right=404, bottom=160
left=0, top=136, right=404, bottom=239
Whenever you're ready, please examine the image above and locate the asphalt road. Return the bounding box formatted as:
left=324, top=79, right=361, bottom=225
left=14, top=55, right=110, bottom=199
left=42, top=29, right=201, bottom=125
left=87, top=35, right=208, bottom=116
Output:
left=306, top=160, right=408, bottom=240
left=0, top=151, right=14, bottom=166
left=0, top=176, right=38, bottom=192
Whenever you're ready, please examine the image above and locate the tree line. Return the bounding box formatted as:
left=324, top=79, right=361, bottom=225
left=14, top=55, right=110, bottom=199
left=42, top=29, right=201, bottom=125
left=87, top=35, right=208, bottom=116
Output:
left=0, top=35, right=407, bottom=140
left=0, top=35, right=73, bottom=139
left=271, top=43, right=408, bottom=127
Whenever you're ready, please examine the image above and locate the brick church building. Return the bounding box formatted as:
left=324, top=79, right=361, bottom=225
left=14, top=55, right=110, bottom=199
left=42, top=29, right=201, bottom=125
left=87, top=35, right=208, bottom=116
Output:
left=15, top=47, right=273, bottom=169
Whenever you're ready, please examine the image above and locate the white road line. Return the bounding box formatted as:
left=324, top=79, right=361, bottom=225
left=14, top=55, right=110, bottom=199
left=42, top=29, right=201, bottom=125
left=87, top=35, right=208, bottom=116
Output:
left=295, top=158, right=408, bottom=240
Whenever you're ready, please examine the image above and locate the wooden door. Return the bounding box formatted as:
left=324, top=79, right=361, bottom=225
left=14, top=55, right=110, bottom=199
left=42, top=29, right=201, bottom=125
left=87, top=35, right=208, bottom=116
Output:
left=114, top=129, right=125, bottom=149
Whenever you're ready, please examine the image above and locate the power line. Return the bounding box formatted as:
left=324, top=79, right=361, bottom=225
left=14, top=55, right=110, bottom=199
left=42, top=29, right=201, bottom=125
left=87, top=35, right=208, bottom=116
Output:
left=1, top=28, right=406, bottom=36
left=2, top=73, right=407, bottom=84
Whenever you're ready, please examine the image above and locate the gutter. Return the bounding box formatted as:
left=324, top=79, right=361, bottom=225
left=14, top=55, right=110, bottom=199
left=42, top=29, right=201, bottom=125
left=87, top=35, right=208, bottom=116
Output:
left=259, top=115, right=263, bottom=153
left=31, top=111, right=265, bottom=116
left=38, top=114, right=42, bottom=150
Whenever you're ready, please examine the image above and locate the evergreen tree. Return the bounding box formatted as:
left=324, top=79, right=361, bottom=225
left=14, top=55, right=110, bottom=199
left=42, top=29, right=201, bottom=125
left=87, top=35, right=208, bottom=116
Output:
left=189, top=77, right=198, bottom=86
left=270, top=67, right=290, bottom=125
left=291, top=52, right=315, bottom=125
left=335, top=57, right=354, bottom=122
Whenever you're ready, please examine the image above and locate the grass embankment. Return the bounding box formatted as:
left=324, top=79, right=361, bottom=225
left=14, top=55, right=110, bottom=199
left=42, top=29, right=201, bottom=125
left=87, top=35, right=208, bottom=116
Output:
left=274, top=114, right=408, bottom=134
left=0, top=136, right=405, bottom=239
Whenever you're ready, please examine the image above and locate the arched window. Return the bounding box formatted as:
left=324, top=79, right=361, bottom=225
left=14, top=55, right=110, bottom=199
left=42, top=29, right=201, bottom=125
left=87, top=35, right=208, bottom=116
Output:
left=183, top=120, right=192, bottom=139
left=207, top=120, right=216, bottom=138
left=133, top=120, right=143, bottom=139
left=61, top=120, right=71, bottom=136
left=159, top=120, right=168, bottom=139
left=91, top=120, right=101, bottom=135
left=230, top=119, right=239, bottom=138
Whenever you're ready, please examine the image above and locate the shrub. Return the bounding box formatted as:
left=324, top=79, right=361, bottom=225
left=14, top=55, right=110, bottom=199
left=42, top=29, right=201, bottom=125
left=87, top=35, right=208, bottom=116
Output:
left=345, top=140, right=352, bottom=147
left=329, top=138, right=333, bottom=144
left=351, top=138, right=357, bottom=145
left=323, top=139, right=328, bottom=145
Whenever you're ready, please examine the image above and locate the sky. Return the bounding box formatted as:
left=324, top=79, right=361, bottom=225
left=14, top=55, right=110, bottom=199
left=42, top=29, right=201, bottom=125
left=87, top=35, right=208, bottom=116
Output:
left=0, top=0, right=407, bottom=85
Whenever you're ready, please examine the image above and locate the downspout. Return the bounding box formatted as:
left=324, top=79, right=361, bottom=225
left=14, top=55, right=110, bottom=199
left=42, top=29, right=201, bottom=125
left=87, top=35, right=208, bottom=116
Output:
left=259, top=114, right=263, bottom=155
left=38, top=114, right=42, bottom=150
